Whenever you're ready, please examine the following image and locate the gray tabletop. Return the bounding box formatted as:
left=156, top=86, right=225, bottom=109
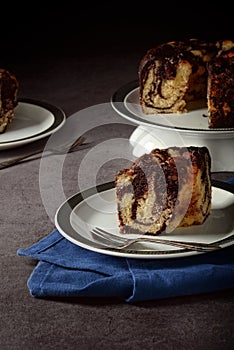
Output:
left=1, top=5, right=234, bottom=350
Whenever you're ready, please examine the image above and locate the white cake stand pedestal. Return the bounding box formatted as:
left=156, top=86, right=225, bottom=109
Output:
left=129, top=124, right=234, bottom=173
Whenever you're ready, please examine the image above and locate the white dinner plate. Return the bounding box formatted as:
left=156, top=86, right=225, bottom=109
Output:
left=55, top=180, right=234, bottom=259
left=111, top=80, right=234, bottom=134
left=0, top=98, right=66, bottom=150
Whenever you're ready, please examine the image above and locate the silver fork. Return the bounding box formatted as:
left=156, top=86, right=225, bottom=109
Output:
left=91, top=227, right=221, bottom=252
left=0, top=136, right=88, bottom=169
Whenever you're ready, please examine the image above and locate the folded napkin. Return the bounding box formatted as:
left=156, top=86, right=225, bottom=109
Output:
left=18, top=227, right=234, bottom=303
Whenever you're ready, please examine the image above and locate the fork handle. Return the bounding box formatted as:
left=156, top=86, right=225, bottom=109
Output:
left=127, top=237, right=220, bottom=252
left=0, top=149, right=44, bottom=169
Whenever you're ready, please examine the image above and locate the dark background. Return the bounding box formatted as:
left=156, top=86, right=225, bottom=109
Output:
left=1, top=3, right=233, bottom=60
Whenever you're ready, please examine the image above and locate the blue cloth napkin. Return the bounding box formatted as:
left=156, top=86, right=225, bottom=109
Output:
left=18, top=227, right=234, bottom=302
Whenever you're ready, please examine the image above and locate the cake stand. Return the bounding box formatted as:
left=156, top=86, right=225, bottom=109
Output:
left=111, top=80, right=234, bottom=172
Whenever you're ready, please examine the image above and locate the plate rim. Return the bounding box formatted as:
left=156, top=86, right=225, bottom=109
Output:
left=111, top=80, right=234, bottom=134
left=55, top=179, right=234, bottom=259
left=0, top=97, right=66, bottom=148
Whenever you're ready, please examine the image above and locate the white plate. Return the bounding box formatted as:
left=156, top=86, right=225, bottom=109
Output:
left=55, top=180, right=234, bottom=259
left=111, top=80, right=234, bottom=134
left=0, top=98, right=66, bottom=150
